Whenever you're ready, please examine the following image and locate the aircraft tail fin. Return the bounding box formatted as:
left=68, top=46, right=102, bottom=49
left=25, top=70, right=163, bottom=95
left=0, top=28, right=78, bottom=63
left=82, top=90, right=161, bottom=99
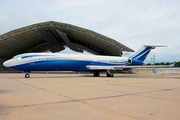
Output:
left=129, top=45, right=167, bottom=61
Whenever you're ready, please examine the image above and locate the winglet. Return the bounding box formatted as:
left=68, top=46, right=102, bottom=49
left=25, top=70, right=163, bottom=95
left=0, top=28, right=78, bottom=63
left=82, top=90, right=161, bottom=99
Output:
left=170, top=59, right=177, bottom=67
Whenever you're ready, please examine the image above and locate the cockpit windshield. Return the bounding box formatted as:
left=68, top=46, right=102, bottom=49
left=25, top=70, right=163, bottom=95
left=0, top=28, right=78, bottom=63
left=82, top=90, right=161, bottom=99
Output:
left=12, top=56, right=21, bottom=60
left=12, top=54, right=31, bottom=60
left=12, top=56, right=18, bottom=59
left=12, top=55, right=22, bottom=60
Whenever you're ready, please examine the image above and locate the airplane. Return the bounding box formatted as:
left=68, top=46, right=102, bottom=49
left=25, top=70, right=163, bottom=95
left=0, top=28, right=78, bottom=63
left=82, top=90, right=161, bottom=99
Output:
left=3, top=45, right=176, bottom=78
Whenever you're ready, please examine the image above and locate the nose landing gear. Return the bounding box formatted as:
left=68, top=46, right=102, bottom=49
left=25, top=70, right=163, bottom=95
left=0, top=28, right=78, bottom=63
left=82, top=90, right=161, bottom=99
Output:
left=24, top=71, right=31, bottom=78
left=25, top=73, right=30, bottom=78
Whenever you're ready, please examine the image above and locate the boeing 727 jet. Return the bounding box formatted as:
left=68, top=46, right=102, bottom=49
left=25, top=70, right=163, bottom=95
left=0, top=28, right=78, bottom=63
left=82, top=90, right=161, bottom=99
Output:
left=3, top=45, right=175, bottom=78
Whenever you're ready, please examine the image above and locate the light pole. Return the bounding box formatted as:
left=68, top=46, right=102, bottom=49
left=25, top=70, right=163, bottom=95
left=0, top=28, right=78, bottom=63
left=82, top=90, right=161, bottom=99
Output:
left=153, top=55, right=155, bottom=65
left=153, top=55, right=155, bottom=73
left=151, top=58, right=153, bottom=65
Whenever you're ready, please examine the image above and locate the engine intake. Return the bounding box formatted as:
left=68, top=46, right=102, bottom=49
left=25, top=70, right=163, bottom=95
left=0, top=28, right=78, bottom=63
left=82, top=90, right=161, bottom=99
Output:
left=128, top=59, right=144, bottom=65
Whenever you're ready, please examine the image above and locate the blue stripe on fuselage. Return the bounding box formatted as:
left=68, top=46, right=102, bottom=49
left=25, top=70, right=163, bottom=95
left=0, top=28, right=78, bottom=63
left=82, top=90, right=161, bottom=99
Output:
left=9, top=60, right=127, bottom=72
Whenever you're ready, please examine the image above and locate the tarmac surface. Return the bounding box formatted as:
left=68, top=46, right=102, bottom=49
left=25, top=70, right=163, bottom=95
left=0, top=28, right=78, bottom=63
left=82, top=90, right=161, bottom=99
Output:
left=0, top=73, right=180, bottom=120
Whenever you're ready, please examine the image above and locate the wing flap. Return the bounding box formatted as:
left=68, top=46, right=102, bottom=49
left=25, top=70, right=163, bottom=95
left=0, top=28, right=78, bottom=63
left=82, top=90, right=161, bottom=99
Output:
left=86, top=66, right=116, bottom=70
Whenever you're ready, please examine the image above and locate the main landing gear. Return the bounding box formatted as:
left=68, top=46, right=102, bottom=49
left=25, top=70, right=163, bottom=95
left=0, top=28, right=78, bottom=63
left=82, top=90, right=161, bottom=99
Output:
left=93, top=71, right=114, bottom=77
left=106, top=70, right=114, bottom=77
left=25, top=73, right=30, bottom=78
left=107, top=73, right=114, bottom=77
left=94, top=72, right=100, bottom=77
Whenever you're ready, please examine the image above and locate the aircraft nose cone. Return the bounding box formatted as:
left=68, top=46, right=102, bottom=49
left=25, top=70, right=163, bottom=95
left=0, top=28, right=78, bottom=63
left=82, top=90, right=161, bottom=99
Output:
left=3, top=60, right=10, bottom=67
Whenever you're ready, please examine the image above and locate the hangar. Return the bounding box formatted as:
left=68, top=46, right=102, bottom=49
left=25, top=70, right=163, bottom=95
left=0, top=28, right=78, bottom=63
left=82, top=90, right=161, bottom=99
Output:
left=0, top=21, right=134, bottom=72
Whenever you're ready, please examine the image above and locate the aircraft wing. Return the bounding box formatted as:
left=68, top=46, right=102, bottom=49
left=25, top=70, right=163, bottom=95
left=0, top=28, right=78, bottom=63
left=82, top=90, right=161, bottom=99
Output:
left=86, top=60, right=176, bottom=70
left=86, top=59, right=176, bottom=70
left=86, top=65, right=170, bottom=70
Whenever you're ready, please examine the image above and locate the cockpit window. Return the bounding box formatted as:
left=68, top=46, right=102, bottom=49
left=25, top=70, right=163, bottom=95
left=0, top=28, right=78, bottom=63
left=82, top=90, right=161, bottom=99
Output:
left=12, top=54, right=30, bottom=60
left=12, top=56, right=21, bottom=60
left=12, top=56, right=17, bottom=59
left=17, top=57, right=21, bottom=60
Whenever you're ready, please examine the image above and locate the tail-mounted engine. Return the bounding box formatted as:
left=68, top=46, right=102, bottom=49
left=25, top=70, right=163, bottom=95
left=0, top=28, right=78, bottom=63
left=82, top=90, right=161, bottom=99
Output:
left=120, top=51, right=134, bottom=57
left=128, top=59, right=144, bottom=65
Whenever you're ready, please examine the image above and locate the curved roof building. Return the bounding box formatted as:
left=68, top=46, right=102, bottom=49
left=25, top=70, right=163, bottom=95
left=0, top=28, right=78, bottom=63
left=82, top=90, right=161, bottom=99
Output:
left=0, top=21, right=134, bottom=72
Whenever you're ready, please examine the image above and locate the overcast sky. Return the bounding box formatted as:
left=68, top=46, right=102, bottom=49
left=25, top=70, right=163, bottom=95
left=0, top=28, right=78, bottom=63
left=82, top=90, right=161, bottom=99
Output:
left=0, top=0, right=180, bottom=63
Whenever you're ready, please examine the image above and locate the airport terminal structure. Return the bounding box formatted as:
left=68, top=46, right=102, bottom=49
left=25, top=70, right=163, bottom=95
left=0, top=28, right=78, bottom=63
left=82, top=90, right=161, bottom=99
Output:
left=0, top=21, right=134, bottom=72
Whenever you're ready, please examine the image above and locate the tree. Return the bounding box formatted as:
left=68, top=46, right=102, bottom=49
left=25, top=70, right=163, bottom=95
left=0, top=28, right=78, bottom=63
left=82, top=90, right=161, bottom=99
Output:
left=146, top=61, right=177, bottom=66
left=175, top=61, right=180, bottom=67
left=160, top=62, right=165, bottom=65
left=165, top=62, right=170, bottom=65
left=155, top=63, right=160, bottom=65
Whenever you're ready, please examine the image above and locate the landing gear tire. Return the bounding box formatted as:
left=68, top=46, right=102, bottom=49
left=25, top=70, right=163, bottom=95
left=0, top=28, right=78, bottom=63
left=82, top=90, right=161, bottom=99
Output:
left=25, top=73, right=30, bottom=78
left=107, top=73, right=114, bottom=77
left=94, top=72, right=100, bottom=77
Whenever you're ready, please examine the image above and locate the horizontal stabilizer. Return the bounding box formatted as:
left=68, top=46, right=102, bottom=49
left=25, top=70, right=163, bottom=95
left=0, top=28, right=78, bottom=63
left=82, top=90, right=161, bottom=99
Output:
left=144, top=45, right=167, bottom=47
left=129, top=45, right=167, bottom=61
